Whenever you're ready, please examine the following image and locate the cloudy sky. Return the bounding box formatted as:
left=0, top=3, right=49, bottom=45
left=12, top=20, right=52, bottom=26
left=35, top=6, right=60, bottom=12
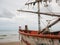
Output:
left=0, top=0, right=60, bottom=31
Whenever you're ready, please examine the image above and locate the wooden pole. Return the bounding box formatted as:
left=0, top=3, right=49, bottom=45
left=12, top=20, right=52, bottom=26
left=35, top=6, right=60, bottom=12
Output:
left=25, top=25, right=28, bottom=33
left=37, top=1, right=41, bottom=34
left=41, top=18, right=60, bottom=33
left=17, top=10, right=60, bottom=17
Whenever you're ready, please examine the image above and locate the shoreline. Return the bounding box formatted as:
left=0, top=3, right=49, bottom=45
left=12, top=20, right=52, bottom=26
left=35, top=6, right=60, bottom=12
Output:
left=0, top=33, right=20, bottom=43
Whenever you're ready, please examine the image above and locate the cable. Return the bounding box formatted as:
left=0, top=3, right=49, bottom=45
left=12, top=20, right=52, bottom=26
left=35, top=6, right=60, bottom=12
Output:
left=19, top=0, right=31, bottom=10
left=46, top=7, right=55, bottom=15
left=44, top=6, right=59, bottom=21
left=41, top=19, right=46, bottom=26
left=26, top=0, right=30, bottom=3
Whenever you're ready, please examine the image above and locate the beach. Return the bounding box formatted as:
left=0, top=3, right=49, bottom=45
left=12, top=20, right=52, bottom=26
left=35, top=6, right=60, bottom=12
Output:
left=0, top=41, right=21, bottom=45
left=0, top=34, right=22, bottom=45
left=0, top=30, right=21, bottom=45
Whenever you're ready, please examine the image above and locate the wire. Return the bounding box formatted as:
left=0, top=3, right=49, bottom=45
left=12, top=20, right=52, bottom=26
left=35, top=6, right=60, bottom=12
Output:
left=46, top=7, right=55, bottom=15
left=40, top=17, right=46, bottom=26
left=20, top=0, right=30, bottom=10
left=40, top=15, right=47, bottom=26
left=26, top=0, right=30, bottom=4
left=44, top=6, right=59, bottom=21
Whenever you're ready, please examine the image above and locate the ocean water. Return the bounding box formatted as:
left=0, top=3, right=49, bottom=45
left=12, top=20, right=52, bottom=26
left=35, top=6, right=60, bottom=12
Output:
left=0, top=30, right=20, bottom=43
left=0, top=30, right=19, bottom=35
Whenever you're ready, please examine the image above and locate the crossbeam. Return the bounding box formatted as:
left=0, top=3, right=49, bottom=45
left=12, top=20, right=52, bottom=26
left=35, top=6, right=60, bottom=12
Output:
left=17, top=10, right=60, bottom=17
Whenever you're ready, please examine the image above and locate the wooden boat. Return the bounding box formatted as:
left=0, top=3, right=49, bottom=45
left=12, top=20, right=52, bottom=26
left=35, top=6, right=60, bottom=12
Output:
left=18, top=0, right=60, bottom=45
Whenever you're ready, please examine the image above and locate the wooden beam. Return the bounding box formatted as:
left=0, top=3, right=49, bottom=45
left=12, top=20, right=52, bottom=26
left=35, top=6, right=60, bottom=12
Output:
left=41, top=18, right=60, bottom=33
left=47, top=18, right=60, bottom=28
left=25, top=0, right=41, bottom=5
left=25, top=1, right=37, bottom=5
left=17, top=10, right=60, bottom=17
left=25, top=0, right=52, bottom=5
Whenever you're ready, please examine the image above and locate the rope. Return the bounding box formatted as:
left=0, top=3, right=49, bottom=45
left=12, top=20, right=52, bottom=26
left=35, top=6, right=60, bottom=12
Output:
left=20, top=0, right=30, bottom=10
left=46, top=7, right=55, bottom=15
left=25, top=0, right=30, bottom=4
left=41, top=19, right=46, bottom=26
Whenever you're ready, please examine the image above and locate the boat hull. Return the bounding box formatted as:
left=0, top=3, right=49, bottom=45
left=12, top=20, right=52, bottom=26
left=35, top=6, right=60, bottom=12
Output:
left=19, top=30, right=60, bottom=45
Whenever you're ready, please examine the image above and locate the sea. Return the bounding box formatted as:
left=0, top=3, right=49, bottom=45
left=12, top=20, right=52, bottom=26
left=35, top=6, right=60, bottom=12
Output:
left=0, top=30, right=20, bottom=43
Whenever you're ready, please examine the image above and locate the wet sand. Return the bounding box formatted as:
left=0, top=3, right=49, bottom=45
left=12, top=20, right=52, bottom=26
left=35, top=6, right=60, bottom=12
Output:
left=0, top=41, right=21, bottom=45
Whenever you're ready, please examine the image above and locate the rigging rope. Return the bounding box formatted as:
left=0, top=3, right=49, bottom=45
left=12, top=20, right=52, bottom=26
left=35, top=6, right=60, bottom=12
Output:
left=20, top=0, right=31, bottom=9
left=40, top=4, right=59, bottom=28
left=45, top=7, right=58, bottom=20
left=40, top=19, right=46, bottom=26
left=26, top=0, right=30, bottom=3
left=45, top=7, right=55, bottom=16
left=18, top=0, right=60, bottom=31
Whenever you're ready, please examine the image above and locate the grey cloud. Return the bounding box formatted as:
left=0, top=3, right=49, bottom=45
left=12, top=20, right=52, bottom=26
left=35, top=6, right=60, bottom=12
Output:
left=0, top=9, right=15, bottom=18
left=0, top=19, right=18, bottom=30
left=0, top=20, right=17, bottom=26
left=0, top=0, right=26, bottom=18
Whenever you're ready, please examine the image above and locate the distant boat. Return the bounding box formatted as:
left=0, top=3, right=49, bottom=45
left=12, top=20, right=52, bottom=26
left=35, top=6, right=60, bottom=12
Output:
left=17, top=0, right=60, bottom=45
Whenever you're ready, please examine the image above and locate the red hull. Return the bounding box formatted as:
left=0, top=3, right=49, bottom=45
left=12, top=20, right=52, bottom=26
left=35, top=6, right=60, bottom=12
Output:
left=19, top=30, right=60, bottom=39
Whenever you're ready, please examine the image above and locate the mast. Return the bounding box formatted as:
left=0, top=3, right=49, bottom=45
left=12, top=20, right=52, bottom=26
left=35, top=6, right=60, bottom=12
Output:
left=17, top=0, right=60, bottom=33
left=37, top=1, right=41, bottom=33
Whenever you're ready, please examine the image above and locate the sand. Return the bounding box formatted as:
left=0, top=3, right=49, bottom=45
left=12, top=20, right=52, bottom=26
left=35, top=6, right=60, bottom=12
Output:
left=0, top=41, right=22, bottom=45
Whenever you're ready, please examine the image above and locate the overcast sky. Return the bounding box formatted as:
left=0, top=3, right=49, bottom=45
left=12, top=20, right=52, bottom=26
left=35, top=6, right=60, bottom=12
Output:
left=0, top=0, right=60, bottom=31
